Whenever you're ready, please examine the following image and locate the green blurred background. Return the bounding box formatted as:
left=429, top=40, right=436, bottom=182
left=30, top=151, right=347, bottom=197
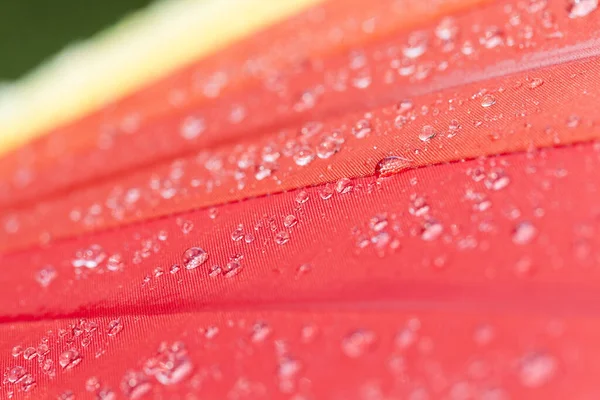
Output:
left=0, top=0, right=156, bottom=81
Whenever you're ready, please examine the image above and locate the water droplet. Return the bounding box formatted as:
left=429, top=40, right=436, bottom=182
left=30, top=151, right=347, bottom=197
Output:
left=409, top=196, right=430, bottom=217
left=107, top=319, right=123, bottom=336
left=208, top=208, right=218, bottom=219
left=11, top=345, right=23, bottom=358
left=182, top=247, right=209, bottom=270
left=275, top=231, right=290, bottom=245
left=369, top=215, right=388, bottom=232
left=316, top=135, right=342, bottom=159
left=35, top=265, right=56, bottom=287
left=169, top=264, right=180, bottom=274
left=86, top=376, right=100, bottom=392
left=251, top=321, right=272, bottom=342
left=72, top=244, right=106, bottom=269
left=179, top=220, right=194, bottom=235
left=419, top=125, right=436, bottom=142
left=208, top=265, right=222, bottom=278
left=484, top=170, right=510, bottom=190
left=59, top=349, right=82, bottom=369
left=335, top=178, right=354, bottom=194
left=421, top=220, right=443, bottom=241
left=566, top=114, right=581, bottom=128
left=244, top=233, right=255, bottom=243
left=528, top=78, right=544, bottom=89
left=180, top=116, right=205, bottom=140
left=473, top=324, right=495, bottom=346
left=144, top=343, right=192, bottom=385
left=23, top=347, right=37, bottom=360
left=519, top=352, right=557, bottom=387
left=512, top=221, right=537, bottom=245
left=283, top=215, right=298, bottom=228
left=447, top=119, right=462, bottom=137
left=403, top=32, right=428, bottom=58
left=297, top=263, right=311, bottom=276
left=375, top=156, right=412, bottom=178
left=106, top=254, right=124, bottom=272
left=223, top=259, right=243, bottom=278
left=435, top=17, right=458, bottom=41
left=293, top=146, right=316, bottom=166
left=58, top=391, right=75, bottom=400
left=569, top=0, right=598, bottom=18
left=204, top=326, right=219, bottom=339
left=20, top=374, right=36, bottom=392
left=120, top=370, right=152, bottom=399
left=352, top=119, right=372, bottom=139
left=7, top=366, right=26, bottom=383
left=295, top=190, right=309, bottom=204
left=231, top=224, right=244, bottom=241
left=480, top=94, right=496, bottom=108
left=318, top=184, right=334, bottom=200
left=342, top=330, right=376, bottom=358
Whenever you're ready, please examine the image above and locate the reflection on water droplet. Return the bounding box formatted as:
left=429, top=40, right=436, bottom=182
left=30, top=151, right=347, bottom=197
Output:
left=512, top=221, right=537, bottom=245
left=293, top=146, right=316, bottom=166
left=375, top=156, right=412, bottom=178
left=403, top=32, right=428, bottom=58
left=72, top=244, right=106, bottom=269
left=169, top=264, right=180, bottom=274
left=335, top=178, right=354, bottom=194
left=7, top=366, right=26, bottom=383
left=182, top=247, right=209, bottom=270
left=519, top=353, right=557, bottom=388
left=480, top=94, right=496, bottom=108
left=106, top=254, right=124, bottom=272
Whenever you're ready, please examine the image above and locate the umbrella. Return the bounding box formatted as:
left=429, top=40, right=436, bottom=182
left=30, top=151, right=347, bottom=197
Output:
left=1, top=0, right=599, bottom=398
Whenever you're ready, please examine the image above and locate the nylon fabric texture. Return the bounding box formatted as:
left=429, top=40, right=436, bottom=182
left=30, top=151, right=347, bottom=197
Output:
left=2, top=0, right=600, bottom=399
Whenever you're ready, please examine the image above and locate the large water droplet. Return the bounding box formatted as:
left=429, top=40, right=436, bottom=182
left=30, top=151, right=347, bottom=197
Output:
left=375, top=156, right=412, bottom=178
left=182, top=247, right=209, bottom=269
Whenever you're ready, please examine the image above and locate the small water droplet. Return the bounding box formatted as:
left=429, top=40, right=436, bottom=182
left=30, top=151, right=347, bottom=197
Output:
left=107, top=319, right=123, bottom=336
left=352, top=119, right=372, bottom=139
left=403, top=31, right=428, bottom=58
left=421, top=220, right=443, bottom=241
left=11, top=345, right=23, bottom=358
left=251, top=321, right=272, bottom=342
left=435, top=17, right=458, bottom=41
left=484, top=170, right=510, bottom=190
left=528, top=78, right=544, bottom=89
left=7, top=366, right=26, bottom=383
left=59, top=349, right=82, bottom=370
left=23, top=347, right=37, bottom=360
left=375, top=156, right=412, bottom=178
left=519, top=352, right=557, bottom=388
left=318, top=184, right=334, bottom=200
left=35, top=265, right=57, bottom=287
left=480, top=94, right=496, bottom=108
left=179, top=220, right=194, bottom=235
left=86, top=376, right=100, bottom=392
left=106, top=254, right=124, bottom=272
left=335, top=178, right=354, bottom=194
left=293, top=146, right=316, bottom=166
left=72, top=244, right=106, bottom=269
left=342, top=330, right=376, bottom=358
left=447, top=119, right=462, bottom=137
left=566, top=114, right=581, bottom=128
left=182, top=247, right=209, bottom=269
left=295, top=190, right=309, bottom=204
left=180, top=116, right=205, bottom=140
left=275, top=231, right=290, bottom=245
left=316, top=135, right=342, bottom=159
left=283, top=215, right=298, bottom=228
left=369, top=215, right=388, bottom=232
left=569, top=0, right=598, bottom=18
left=223, top=259, right=243, bottom=278
left=120, top=370, right=152, bottom=399
left=419, top=125, right=436, bottom=142
left=169, top=264, right=180, bottom=274
left=512, top=221, right=537, bottom=245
